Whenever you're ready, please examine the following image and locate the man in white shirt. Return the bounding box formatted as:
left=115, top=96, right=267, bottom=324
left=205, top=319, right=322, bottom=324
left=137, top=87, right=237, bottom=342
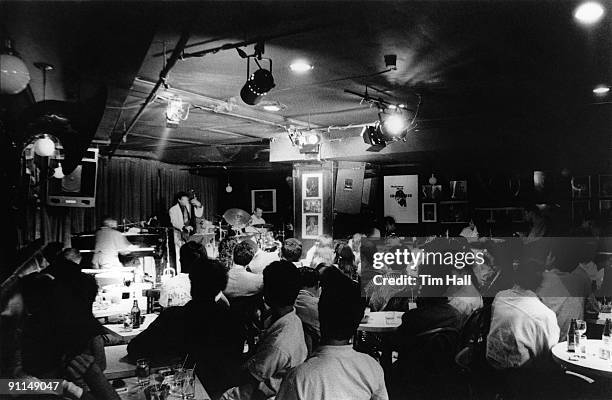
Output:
left=169, top=192, right=205, bottom=271
left=459, top=219, right=479, bottom=242
left=277, top=269, right=388, bottom=400
left=487, top=260, right=560, bottom=369
left=92, top=217, right=138, bottom=269
left=224, top=241, right=263, bottom=298
left=222, top=261, right=307, bottom=400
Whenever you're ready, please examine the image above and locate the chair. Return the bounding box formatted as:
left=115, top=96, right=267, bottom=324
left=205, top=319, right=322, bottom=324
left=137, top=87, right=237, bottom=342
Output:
left=227, top=294, right=264, bottom=356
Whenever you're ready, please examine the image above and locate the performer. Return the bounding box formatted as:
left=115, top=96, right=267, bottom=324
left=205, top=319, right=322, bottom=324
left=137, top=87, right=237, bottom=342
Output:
left=245, top=207, right=267, bottom=234
left=92, top=216, right=138, bottom=269
left=189, top=192, right=213, bottom=233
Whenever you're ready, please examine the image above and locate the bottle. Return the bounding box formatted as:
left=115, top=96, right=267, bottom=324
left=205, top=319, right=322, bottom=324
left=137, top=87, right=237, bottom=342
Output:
left=567, top=318, right=577, bottom=353
left=167, top=297, right=173, bottom=308
left=600, top=318, right=612, bottom=360
left=131, top=300, right=141, bottom=329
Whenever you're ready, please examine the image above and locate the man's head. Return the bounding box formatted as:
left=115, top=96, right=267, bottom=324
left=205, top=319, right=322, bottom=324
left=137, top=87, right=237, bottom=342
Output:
left=176, top=191, right=190, bottom=207
left=383, top=216, right=396, bottom=232
left=61, top=248, right=82, bottom=265
left=42, top=242, right=63, bottom=265
left=298, top=267, right=319, bottom=294
left=281, top=238, right=302, bottom=262
left=233, top=241, right=256, bottom=267
left=515, top=258, right=545, bottom=291
left=189, top=259, right=228, bottom=301
left=254, top=207, right=263, bottom=218
left=318, top=272, right=364, bottom=341
left=316, top=234, right=333, bottom=248
left=101, top=216, right=118, bottom=229
left=263, top=260, right=301, bottom=308
left=179, top=241, right=208, bottom=274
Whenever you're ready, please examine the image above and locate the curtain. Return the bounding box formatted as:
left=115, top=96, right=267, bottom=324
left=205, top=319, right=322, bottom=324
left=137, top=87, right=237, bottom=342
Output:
left=19, top=157, right=218, bottom=247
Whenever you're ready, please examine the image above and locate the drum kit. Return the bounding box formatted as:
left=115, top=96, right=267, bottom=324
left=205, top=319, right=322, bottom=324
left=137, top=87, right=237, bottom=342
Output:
left=220, top=208, right=283, bottom=250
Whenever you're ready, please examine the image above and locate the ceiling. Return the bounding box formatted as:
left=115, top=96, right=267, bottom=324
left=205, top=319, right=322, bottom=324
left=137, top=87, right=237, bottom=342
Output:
left=2, top=1, right=611, bottom=167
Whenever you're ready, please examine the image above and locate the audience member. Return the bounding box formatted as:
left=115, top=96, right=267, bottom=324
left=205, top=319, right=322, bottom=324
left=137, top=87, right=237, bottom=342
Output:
left=277, top=272, right=388, bottom=400
left=303, top=235, right=333, bottom=267
left=295, top=267, right=320, bottom=354
left=224, top=241, right=263, bottom=298
left=218, top=237, right=239, bottom=269
left=221, top=260, right=307, bottom=400
left=159, top=241, right=208, bottom=307
left=486, top=259, right=559, bottom=369
left=128, top=259, right=242, bottom=397
left=335, top=243, right=359, bottom=283
left=281, top=238, right=303, bottom=267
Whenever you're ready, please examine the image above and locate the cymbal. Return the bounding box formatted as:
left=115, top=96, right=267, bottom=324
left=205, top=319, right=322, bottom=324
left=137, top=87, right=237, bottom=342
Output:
left=222, top=208, right=251, bottom=229
left=252, top=223, right=274, bottom=229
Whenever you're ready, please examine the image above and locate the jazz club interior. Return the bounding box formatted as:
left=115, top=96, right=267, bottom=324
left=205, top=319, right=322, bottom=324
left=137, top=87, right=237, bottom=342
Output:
left=0, top=1, right=612, bottom=399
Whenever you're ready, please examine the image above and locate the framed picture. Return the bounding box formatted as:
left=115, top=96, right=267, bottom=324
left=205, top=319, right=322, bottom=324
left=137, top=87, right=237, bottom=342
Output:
left=572, top=200, right=591, bottom=223
left=422, top=184, right=442, bottom=200
left=304, top=174, right=321, bottom=198
left=599, top=175, right=612, bottom=198
left=302, top=214, right=322, bottom=238
left=422, top=203, right=437, bottom=223
left=439, top=201, right=469, bottom=223
left=303, top=199, right=322, bottom=213
left=383, top=175, right=419, bottom=223
left=343, top=178, right=353, bottom=191
left=571, top=176, right=591, bottom=199
left=251, top=189, right=277, bottom=213
left=600, top=200, right=612, bottom=222
left=449, top=180, right=467, bottom=200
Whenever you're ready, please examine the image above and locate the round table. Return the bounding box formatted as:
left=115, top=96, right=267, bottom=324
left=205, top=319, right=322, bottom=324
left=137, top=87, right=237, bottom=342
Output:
left=358, top=311, right=404, bottom=333
left=551, top=339, right=612, bottom=379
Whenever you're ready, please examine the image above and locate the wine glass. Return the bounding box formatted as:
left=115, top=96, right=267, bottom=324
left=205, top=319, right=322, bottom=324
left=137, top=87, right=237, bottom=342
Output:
left=182, top=369, right=195, bottom=399
left=136, top=359, right=150, bottom=386
left=576, top=319, right=587, bottom=337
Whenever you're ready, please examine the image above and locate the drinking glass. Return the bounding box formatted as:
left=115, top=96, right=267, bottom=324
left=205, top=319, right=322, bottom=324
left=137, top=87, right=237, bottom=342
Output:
left=576, top=320, right=587, bottom=337
left=136, top=359, right=151, bottom=386
left=123, top=314, right=133, bottom=331
left=385, top=313, right=394, bottom=325
left=182, top=369, right=195, bottom=399
left=170, top=369, right=186, bottom=396
left=579, top=335, right=588, bottom=357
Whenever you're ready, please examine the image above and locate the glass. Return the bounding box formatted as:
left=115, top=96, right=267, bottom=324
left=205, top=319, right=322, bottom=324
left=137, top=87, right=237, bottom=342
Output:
left=136, top=359, right=151, bottom=386
left=385, top=313, right=395, bottom=325
left=576, top=320, right=587, bottom=337
left=182, top=369, right=195, bottom=399
left=170, top=369, right=186, bottom=396
left=579, top=335, right=588, bottom=357
left=123, top=314, right=133, bottom=331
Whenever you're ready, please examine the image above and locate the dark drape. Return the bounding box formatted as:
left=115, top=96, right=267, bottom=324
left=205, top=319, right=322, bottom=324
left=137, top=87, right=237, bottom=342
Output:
left=19, top=157, right=218, bottom=247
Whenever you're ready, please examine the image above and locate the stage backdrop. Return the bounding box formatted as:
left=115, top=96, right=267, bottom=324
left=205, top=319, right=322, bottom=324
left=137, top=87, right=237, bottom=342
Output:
left=383, top=175, right=418, bottom=223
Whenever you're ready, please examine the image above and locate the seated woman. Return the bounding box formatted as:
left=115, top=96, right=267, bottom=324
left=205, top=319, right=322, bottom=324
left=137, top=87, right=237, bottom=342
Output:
left=334, top=244, right=360, bottom=283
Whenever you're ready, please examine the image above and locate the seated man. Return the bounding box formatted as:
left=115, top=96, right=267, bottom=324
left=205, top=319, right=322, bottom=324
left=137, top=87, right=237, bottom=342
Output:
left=128, top=259, right=242, bottom=397
left=91, top=216, right=138, bottom=269
left=224, top=241, right=263, bottom=298
left=159, top=241, right=207, bottom=307
left=281, top=238, right=303, bottom=267
left=486, top=259, right=559, bottom=369
left=278, top=272, right=388, bottom=400
left=221, top=261, right=307, bottom=400
left=303, top=235, right=333, bottom=267
left=295, top=267, right=320, bottom=354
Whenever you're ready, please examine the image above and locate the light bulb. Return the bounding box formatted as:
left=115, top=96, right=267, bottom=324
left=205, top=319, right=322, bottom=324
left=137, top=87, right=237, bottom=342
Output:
left=0, top=54, right=31, bottom=95
left=428, top=174, right=437, bottom=185
left=226, top=184, right=233, bottom=193
left=34, top=137, right=55, bottom=157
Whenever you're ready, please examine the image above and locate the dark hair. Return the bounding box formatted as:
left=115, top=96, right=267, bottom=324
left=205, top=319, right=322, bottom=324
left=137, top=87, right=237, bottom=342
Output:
left=179, top=241, right=208, bottom=274
left=298, top=267, right=319, bottom=288
left=42, top=242, right=63, bottom=264
left=175, top=191, right=190, bottom=202
left=263, top=260, right=301, bottom=307
left=218, top=237, right=238, bottom=268
left=319, top=272, right=364, bottom=340
left=417, top=263, right=450, bottom=300
left=515, top=259, right=545, bottom=291
left=61, top=248, right=82, bottom=264
left=233, top=241, right=256, bottom=266
left=383, top=216, right=396, bottom=226
left=281, top=238, right=303, bottom=262
left=190, top=259, right=228, bottom=301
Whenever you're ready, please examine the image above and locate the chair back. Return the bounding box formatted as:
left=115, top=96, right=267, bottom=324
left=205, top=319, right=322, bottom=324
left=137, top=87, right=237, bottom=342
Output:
left=415, top=327, right=460, bottom=377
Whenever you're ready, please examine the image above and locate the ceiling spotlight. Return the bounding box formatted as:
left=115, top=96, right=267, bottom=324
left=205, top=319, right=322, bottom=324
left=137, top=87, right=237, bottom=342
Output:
left=361, top=125, right=386, bottom=152
left=593, top=85, right=610, bottom=94
left=0, top=39, right=31, bottom=95
left=289, top=60, right=314, bottom=73
left=263, top=104, right=281, bottom=112
left=398, top=104, right=407, bottom=109
left=388, top=104, right=397, bottom=110
left=34, top=135, right=56, bottom=157
left=301, top=132, right=320, bottom=145
left=166, top=96, right=190, bottom=127
left=261, top=101, right=286, bottom=112
left=384, top=54, right=397, bottom=70
left=240, top=52, right=275, bottom=105
left=380, top=112, right=408, bottom=138
left=574, top=2, right=605, bottom=24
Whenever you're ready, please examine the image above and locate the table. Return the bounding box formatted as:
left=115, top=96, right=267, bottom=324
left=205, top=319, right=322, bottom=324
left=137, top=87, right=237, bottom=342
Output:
left=93, top=297, right=147, bottom=320
left=358, top=311, right=404, bottom=333
left=104, top=345, right=210, bottom=399
left=551, top=339, right=612, bottom=379
left=103, top=314, right=158, bottom=343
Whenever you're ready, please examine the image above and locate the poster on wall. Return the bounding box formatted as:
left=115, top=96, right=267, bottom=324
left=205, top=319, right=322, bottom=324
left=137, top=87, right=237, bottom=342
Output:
left=383, top=175, right=418, bottom=223
left=302, top=172, right=323, bottom=238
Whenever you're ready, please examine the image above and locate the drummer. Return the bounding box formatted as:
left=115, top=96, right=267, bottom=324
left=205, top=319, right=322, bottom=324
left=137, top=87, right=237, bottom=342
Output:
left=245, top=207, right=267, bottom=235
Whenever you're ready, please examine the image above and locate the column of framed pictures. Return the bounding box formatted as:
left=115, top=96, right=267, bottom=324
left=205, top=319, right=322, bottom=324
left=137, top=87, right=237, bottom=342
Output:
left=598, top=175, right=612, bottom=223
left=421, top=180, right=468, bottom=223
left=302, top=173, right=323, bottom=239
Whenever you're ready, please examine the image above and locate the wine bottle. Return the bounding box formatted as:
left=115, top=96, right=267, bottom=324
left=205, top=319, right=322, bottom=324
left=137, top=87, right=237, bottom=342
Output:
left=567, top=318, right=577, bottom=353
left=601, top=318, right=612, bottom=359
left=131, top=300, right=141, bottom=329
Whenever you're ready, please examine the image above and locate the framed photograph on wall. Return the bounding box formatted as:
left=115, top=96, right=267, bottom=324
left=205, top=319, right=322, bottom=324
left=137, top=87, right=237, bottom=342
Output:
left=303, top=199, right=322, bottom=213
left=422, top=203, right=437, bottom=222
left=303, top=173, right=322, bottom=198
left=439, top=201, right=469, bottom=223
left=571, top=176, right=591, bottom=199
left=302, top=214, right=322, bottom=238
left=251, top=189, right=277, bottom=213
left=599, top=175, right=612, bottom=198
left=449, top=180, right=467, bottom=200
left=422, top=185, right=442, bottom=200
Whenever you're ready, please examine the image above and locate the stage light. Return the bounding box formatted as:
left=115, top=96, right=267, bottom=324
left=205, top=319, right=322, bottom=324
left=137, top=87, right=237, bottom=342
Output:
left=361, top=125, right=386, bottom=152
left=380, top=112, right=408, bottom=139
left=574, top=2, right=604, bottom=24
left=34, top=136, right=56, bottom=157
left=0, top=39, right=30, bottom=95
left=240, top=68, right=275, bottom=105
left=302, top=132, right=320, bottom=145
left=263, top=104, right=281, bottom=112
left=593, top=85, right=610, bottom=94
left=289, top=60, right=313, bottom=73
left=166, top=96, right=189, bottom=127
